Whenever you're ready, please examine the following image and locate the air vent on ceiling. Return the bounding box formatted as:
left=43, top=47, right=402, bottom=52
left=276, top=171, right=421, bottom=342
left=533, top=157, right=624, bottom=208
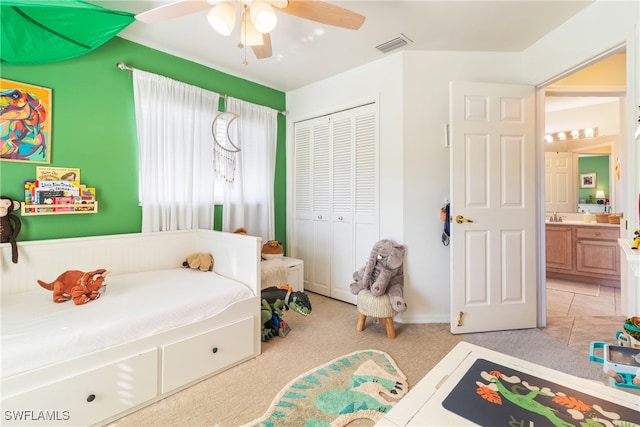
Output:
left=375, top=33, right=413, bottom=54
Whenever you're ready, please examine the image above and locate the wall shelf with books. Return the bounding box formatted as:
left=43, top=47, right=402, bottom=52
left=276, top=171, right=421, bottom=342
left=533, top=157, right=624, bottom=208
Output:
left=21, top=202, right=98, bottom=216
left=21, top=167, right=98, bottom=216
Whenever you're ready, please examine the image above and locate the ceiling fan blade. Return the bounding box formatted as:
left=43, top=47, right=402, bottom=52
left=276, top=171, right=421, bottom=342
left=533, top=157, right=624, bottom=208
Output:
left=277, top=0, right=365, bottom=30
left=252, top=33, right=272, bottom=59
left=135, top=0, right=210, bottom=24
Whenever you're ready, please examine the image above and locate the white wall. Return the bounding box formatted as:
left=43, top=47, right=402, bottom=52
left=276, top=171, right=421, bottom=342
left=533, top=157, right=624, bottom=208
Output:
left=287, top=51, right=522, bottom=323
left=286, top=0, right=639, bottom=324
left=401, top=51, right=523, bottom=322
left=285, top=54, right=405, bottom=256
left=546, top=101, right=620, bottom=135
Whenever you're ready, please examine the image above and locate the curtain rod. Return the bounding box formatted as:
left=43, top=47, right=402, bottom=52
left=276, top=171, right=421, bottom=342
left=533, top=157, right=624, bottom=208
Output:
left=116, top=62, right=287, bottom=116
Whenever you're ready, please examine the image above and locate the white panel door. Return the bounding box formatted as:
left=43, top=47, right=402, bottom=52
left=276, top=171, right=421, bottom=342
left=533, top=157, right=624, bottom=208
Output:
left=450, top=81, right=537, bottom=334
left=545, top=152, right=575, bottom=213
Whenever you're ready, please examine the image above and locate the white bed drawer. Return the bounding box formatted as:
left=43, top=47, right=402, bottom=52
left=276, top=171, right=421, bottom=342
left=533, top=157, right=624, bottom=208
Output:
left=161, top=316, right=255, bottom=393
left=1, top=349, right=158, bottom=426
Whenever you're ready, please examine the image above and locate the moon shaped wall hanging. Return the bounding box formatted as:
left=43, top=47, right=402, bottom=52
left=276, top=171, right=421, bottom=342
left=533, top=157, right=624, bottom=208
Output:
left=212, top=111, right=240, bottom=183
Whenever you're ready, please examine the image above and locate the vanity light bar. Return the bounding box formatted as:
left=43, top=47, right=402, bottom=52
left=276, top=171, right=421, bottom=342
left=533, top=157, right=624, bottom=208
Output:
left=545, top=127, right=598, bottom=143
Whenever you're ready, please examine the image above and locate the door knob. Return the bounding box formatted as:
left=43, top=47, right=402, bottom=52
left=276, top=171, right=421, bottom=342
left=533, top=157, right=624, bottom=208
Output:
left=455, top=215, right=473, bottom=224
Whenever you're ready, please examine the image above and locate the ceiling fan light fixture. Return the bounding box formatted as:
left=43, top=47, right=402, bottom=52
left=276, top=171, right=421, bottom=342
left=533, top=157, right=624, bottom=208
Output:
left=250, top=0, right=277, bottom=33
left=270, top=0, right=288, bottom=9
left=207, top=2, right=236, bottom=36
left=241, top=10, right=264, bottom=46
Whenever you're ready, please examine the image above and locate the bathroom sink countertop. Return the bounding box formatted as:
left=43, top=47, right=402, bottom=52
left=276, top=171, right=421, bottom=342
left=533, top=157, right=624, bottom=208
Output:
left=545, top=220, right=619, bottom=227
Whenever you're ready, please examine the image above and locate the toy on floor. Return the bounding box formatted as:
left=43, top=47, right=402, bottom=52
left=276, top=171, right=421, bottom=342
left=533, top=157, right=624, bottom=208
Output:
left=260, top=285, right=311, bottom=341
left=617, top=317, right=640, bottom=348
left=632, top=229, right=640, bottom=250
left=37, top=269, right=108, bottom=305
left=590, top=341, right=640, bottom=393
left=182, top=253, right=214, bottom=272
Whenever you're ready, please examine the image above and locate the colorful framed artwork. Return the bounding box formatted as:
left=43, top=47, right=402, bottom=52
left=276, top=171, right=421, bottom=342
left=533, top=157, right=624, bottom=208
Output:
left=1, top=78, right=52, bottom=164
left=580, top=172, right=596, bottom=189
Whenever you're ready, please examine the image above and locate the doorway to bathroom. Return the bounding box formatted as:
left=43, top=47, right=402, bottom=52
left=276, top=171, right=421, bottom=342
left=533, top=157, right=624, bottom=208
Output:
left=542, top=49, right=626, bottom=344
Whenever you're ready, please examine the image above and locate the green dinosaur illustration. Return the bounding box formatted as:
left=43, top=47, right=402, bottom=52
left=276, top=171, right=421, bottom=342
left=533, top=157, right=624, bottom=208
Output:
left=243, top=350, right=408, bottom=427
left=490, top=376, right=575, bottom=427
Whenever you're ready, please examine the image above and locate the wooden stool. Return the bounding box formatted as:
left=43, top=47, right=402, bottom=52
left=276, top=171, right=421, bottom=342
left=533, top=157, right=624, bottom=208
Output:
left=356, top=290, right=396, bottom=339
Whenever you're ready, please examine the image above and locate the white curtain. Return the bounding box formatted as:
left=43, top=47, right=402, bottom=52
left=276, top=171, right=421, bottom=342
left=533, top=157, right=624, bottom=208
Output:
left=222, top=97, right=278, bottom=242
left=133, top=70, right=219, bottom=232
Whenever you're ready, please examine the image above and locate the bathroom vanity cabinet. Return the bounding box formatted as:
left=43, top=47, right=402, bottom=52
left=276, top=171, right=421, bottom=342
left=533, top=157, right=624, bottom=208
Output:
left=546, top=223, right=621, bottom=287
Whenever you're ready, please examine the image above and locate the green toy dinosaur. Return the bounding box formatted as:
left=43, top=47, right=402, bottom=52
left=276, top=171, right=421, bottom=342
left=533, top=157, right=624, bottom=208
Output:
left=261, top=285, right=311, bottom=341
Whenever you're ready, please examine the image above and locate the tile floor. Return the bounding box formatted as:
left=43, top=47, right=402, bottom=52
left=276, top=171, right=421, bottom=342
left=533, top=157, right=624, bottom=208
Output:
left=543, top=277, right=627, bottom=357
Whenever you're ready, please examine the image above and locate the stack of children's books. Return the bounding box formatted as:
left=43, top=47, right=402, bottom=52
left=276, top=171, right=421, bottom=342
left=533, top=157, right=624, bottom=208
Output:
left=23, top=167, right=96, bottom=213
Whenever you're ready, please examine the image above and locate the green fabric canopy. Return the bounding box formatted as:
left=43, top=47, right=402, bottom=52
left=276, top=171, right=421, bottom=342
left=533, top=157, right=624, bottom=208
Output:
left=1, top=0, right=135, bottom=64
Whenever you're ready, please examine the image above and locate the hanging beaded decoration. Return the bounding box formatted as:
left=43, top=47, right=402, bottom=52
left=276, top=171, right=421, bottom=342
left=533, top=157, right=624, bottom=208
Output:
left=212, top=111, right=240, bottom=183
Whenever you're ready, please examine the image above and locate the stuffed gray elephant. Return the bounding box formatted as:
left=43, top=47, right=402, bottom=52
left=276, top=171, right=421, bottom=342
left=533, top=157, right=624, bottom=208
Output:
left=350, top=239, right=407, bottom=313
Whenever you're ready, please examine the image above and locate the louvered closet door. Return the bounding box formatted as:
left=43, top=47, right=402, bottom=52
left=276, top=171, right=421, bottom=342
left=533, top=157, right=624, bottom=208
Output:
left=330, top=111, right=355, bottom=302
left=352, top=104, right=379, bottom=277
left=293, top=121, right=313, bottom=292
left=293, top=104, right=378, bottom=302
left=330, top=104, right=379, bottom=303
left=294, top=116, right=331, bottom=296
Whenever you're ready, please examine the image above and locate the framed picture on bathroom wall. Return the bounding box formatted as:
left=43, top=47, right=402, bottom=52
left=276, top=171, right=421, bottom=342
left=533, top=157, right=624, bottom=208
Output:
left=580, top=172, right=596, bottom=188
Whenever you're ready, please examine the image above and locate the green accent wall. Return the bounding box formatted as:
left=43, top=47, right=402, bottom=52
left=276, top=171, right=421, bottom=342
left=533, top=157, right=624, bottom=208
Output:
left=578, top=155, right=609, bottom=202
left=1, top=37, right=286, bottom=246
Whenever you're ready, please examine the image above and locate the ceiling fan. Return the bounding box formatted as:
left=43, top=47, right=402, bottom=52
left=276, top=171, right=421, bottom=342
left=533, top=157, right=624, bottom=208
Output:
left=135, top=0, right=366, bottom=63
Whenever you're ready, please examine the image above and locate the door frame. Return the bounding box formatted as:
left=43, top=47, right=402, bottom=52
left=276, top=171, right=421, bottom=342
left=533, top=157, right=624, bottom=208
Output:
left=534, top=44, right=631, bottom=327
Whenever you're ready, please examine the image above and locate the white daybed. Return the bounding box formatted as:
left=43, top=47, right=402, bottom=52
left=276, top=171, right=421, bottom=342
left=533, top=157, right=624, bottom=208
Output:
left=0, top=229, right=261, bottom=427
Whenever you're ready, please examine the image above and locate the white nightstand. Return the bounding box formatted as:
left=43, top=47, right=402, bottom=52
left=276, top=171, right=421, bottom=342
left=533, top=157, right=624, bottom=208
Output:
left=281, top=256, right=304, bottom=292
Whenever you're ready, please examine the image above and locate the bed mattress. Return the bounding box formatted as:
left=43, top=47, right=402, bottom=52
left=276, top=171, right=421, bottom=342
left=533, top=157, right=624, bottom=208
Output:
left=1, top=268, right=253, bottom=379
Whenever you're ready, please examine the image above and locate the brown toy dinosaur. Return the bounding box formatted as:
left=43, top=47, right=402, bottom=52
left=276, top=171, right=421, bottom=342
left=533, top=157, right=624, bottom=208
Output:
left=37, top=269, right=108, bottom=305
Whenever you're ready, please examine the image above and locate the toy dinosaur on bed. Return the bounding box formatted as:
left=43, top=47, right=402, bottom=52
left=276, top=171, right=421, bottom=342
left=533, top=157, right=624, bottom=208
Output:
left=261, top=285, right=312, bottom=341
left=37, top=269, right=108, bottom=305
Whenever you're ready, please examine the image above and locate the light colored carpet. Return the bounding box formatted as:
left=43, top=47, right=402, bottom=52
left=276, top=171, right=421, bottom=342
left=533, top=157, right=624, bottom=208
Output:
left=106, top=292, right=608, bottom=427
left=547, top=279, right=600, bottom=296
left=107, top=292, right=461, bottom=427
left=464, top=328, right=607, bottom=382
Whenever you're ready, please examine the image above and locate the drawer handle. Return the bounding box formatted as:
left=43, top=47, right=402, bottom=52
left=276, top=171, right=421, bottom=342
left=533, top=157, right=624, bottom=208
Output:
left=212, top=347, right=219, bottom=354
left=595, top=232, right=601, bottom=236
left=338, top=216, right=343, bottom=220
left=317, top=215, right=322, bottom=219
left=86, top=394, right=96, bottom=403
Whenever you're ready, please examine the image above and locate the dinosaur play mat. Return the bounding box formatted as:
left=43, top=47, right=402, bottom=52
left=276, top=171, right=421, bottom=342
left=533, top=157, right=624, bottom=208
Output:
left=242, top=350, right=408, bottom=427
left=442, top=358, right=639, bottom=426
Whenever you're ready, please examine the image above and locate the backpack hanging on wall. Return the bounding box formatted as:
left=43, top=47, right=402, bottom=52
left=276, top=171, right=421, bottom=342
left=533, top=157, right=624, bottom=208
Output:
left=442, top=203, right=450, bottom=246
